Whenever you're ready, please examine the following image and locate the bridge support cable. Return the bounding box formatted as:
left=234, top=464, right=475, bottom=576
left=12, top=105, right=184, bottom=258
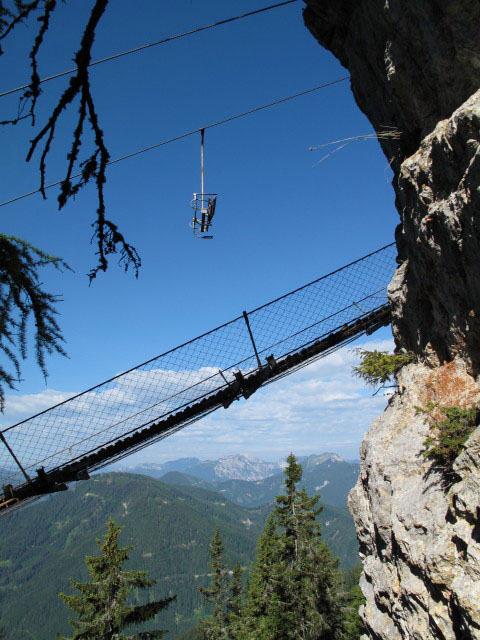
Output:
left=0, top=244, right=396, bottom=515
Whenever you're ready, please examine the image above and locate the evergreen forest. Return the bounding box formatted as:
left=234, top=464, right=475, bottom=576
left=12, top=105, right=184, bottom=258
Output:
left=0, top=457, right=364, bottom=639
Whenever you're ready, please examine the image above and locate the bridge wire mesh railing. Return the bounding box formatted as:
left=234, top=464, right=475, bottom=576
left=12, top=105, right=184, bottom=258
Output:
left=0, top=243, right=396, bottom=489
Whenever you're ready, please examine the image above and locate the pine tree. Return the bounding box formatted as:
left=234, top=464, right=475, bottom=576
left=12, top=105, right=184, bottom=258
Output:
left=0, top=234, right=68, bottom=410
left=244, top=453, right=344, bottom=640
left=198, top=527, right=230, bottom=640
left=226, top=562, right=245, bottom=639
left=57, top=519, right=175, bottom=640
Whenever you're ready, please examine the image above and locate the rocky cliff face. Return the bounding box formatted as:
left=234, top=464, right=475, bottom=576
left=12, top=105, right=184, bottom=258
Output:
left=304, top=1, right=480, bottom=638
left=349, top=361, right=480, bottom=639
left=304, top=0, right=480, bottom=370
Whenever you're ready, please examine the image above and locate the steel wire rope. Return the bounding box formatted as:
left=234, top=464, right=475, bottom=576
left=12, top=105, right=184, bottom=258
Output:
left=0, top=76, right=349, bottom=208
left=18, top=374, right=238, bottom=479
left=0, top=320, right=380, bottom=488
left=4, top=340, right=265, bottom=475
left=89, top=404, right=222, bottom=473
left=251, top=292, right=388, bottom=360
left=249, top=243, right=394, bottom=313
left=16, top=369, right=235, bottom=472
left=0, top=0, right=301, bottom=99
left=261, top=331, right=373, bottom=386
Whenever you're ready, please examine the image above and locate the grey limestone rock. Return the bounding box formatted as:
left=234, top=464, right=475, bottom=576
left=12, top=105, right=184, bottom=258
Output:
left=304, top=0, right=480, bottom=370
left=391, top=91, right=480, bottom=371
left=303, top=0, right=480, bottom=170
left=349, top=361, right=480, bottom=639
left=304, top=1, right=480, bottom=637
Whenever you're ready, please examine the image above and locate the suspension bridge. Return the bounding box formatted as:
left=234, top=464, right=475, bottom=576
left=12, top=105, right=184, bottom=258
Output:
left=0, top=244, right=396, bottom=515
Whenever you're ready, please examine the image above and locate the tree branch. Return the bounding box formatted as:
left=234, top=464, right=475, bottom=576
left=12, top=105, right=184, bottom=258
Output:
left=0, top=234, right=69, bottom=410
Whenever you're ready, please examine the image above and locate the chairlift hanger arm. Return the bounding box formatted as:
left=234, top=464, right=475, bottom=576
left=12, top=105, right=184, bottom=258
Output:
left=189, top=128, right=218, bottom=238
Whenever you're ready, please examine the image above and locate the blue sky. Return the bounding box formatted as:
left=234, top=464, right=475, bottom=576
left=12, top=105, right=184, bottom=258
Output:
left=0, top=0, right=398, bottom=462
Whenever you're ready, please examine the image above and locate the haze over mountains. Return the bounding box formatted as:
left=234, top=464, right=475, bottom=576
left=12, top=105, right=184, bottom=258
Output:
left=117, top=452, right=359, bottom=508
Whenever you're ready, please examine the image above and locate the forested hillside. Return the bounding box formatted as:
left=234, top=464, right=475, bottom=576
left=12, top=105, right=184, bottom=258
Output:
left=0, top=472, right=357, bottom=639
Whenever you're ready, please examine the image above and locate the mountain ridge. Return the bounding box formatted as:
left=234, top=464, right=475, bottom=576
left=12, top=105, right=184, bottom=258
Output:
left=123, top=454, right=359, bottom=509
left=116, top=452, right=348, bottom=483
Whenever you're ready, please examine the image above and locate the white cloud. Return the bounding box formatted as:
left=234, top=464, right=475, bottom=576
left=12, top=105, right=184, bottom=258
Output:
left=0, top=389, right=77, bottom=427
left=1, top=335, right=396, bottom=472
left=125, top=335, right=395, bottom=462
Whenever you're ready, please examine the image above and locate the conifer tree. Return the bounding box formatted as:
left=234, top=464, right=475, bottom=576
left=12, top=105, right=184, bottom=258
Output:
left=244, top=454, right=344, bottom=640
left=57, top=519, right=175, bottom=640
left=0, top=3, right=140, bottom=405
left=243, top=515, right=281, bottom=639
left=198, top=528, right=247, bottom=640
left=225, top=562, right=246, bottom=639
left=198, top=527, right=230, bottom=640
left=0, top=234, right=68, bottom=410
left=342, top=565, right=366, bottom=640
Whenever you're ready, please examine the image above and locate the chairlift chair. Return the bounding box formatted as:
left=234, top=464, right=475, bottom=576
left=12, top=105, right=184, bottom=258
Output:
left=190, top=128, right=217, bottom=239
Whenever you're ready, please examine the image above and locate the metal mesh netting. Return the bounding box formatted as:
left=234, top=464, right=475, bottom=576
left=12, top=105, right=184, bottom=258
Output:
left=0, top=244, right=396, bottom=488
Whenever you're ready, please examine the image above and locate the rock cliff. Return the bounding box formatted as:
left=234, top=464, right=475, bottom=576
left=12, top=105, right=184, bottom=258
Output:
left=304, top=1, right=480, bottom=637
left=349, top=361, right=480, bottom=638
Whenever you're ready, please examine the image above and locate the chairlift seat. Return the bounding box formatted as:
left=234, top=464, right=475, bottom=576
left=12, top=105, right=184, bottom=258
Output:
left=190, top=193, right=218, bottom=238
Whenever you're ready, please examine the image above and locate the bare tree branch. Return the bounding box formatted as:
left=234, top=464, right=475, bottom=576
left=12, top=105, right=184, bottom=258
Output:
left=0, top=0, right=141, bottom=280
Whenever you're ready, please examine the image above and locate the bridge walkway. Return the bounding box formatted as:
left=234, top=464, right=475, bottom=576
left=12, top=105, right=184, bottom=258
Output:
left=0, top=243, right=396, bottom=515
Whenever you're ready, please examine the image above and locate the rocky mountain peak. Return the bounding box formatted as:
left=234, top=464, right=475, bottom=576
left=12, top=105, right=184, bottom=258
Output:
left=305, top=453, right=345, bottom=465
left=212, top=455, right=278, bottom=481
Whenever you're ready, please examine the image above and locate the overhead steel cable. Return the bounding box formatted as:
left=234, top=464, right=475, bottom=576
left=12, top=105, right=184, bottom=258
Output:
left=0, top=0, right=300, bottom=99
left=0, top=76, right=349, bottom=208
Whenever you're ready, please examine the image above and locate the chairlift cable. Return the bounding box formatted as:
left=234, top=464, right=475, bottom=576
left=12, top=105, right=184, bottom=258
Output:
left=0, top=76, right=349, bottom=209
left=0, top=0, right=300, bottom=99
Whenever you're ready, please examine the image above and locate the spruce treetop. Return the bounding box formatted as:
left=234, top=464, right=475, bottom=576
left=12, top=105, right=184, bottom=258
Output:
left=243, top=453, right=344, bottom=640
left=57, top=518, right=175, bottom=640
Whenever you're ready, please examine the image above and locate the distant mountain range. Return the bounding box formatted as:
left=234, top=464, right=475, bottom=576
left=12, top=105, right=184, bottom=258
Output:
left=118, top=452, right=352, bottom=479
left=118, top=454, right=283, bottom=482
left=0, top=471, right=359, bottom=640
left=117, top=453, right=359, bottom=508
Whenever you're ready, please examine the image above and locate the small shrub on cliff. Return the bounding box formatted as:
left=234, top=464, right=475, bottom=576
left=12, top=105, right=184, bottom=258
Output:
left=417, top=402, right=479, bottom=468
left=352, top=349, right=414, bottom=388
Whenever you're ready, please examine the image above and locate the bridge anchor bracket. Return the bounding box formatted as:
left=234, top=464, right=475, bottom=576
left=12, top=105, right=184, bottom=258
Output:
left=233, top=370, right=262, bottom=400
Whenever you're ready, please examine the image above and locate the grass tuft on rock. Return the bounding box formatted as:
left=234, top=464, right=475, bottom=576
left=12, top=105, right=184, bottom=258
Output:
left=417, top=402, right=479, bottom=468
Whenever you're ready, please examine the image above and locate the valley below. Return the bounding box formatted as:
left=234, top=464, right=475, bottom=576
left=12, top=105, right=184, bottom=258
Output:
left=0, top=454, right=359, bottom=639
